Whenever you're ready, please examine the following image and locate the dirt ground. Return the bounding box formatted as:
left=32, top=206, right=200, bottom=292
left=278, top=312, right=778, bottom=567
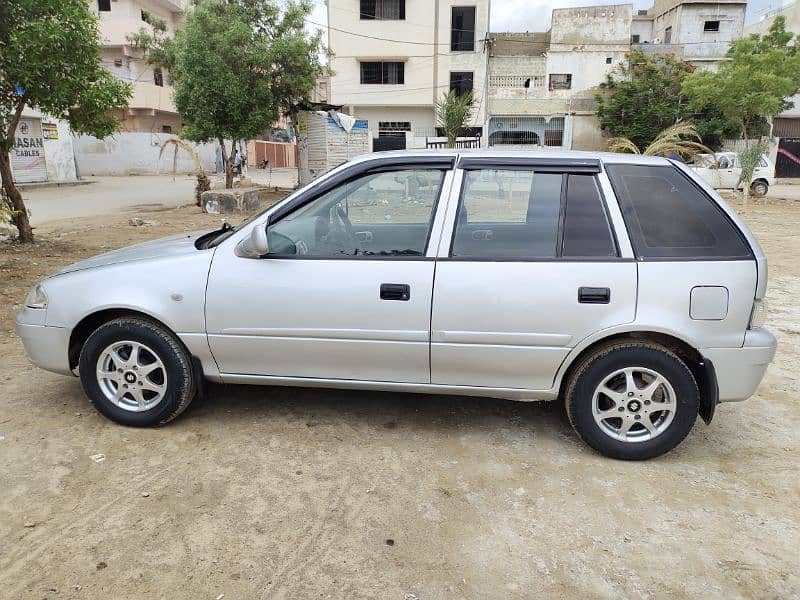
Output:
left=1, top=194, right=799, bottom=599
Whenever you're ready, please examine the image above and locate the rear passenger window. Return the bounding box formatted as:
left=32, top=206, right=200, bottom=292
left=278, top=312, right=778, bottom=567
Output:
left=562, top=175, right=617, bottom=257
left=607, top=164, right=752, bottom=259
left=451, top=169, right=617, bottom=259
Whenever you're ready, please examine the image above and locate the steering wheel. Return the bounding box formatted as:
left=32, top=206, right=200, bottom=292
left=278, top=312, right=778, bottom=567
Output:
left=330, top=204, right=357, bottom=253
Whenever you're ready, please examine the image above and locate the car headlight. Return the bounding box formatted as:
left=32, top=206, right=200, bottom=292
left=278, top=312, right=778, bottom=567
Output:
left=25, top=283, right=48, bottom=309
left=749, top=298, right=767, bottom=329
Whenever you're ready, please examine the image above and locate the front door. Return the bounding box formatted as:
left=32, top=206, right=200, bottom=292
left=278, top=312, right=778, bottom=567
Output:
left=431, top=165, right=637, bottom=391
left=205, top=167, right=449, bottom=383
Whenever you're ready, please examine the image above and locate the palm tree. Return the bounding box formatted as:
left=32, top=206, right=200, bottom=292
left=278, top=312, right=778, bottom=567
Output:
left=608, top=122, right=712, bottom=159
left=436, top=90, right=475, bottom=149
left=159, top=138, right=210, bottom=207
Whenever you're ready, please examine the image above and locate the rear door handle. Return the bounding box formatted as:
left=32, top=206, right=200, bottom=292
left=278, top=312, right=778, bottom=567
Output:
left=578, top=287, right=611, bottom=304
left=380, top=283, right=410, bottom=301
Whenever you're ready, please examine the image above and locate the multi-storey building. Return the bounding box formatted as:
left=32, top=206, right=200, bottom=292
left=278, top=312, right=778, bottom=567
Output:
left=487, top=5, right=632, bottom=151
left=92, top=0, right=187, bottom=133
left=633, top=0, right=746, bottom=70
left=327, top=0, right=491, bottom=150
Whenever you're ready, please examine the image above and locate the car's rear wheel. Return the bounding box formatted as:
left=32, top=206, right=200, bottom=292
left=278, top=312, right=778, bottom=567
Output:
left=78, top=317, right=196, bottom=426
left=750, top=179, right=769, bottom=197
left=565, top=342, right=699, bottom=460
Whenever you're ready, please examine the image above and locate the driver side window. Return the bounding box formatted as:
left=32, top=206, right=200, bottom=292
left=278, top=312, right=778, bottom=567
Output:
left=267, top=169, right=445, bottom=258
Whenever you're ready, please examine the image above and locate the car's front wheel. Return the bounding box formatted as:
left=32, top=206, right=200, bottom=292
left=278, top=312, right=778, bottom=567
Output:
left=750, top=179, right=769, bottom=197
left=78, top=317, right=196, bottom=426
left=565, top=342, right=699, bottom=460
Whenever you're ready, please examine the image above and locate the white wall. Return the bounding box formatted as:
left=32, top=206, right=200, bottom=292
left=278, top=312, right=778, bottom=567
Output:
left=328, top=0, right=490, bottom=126
left=17, top=108, right=77, bottom=183
left=73, top=132, right=216, bottom=176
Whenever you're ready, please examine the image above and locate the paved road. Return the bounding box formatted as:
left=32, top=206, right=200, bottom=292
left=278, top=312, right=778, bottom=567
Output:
left=23, top=169, right=298, bottom=226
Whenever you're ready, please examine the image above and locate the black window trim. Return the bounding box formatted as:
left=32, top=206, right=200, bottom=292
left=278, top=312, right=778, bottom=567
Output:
left=261, top=158, right=454, bottom=261
left=605, top=162, right=755, bottom=262
left=446, top=168, right=622, bottom=262
left=457, top=156, right=601, bottom=173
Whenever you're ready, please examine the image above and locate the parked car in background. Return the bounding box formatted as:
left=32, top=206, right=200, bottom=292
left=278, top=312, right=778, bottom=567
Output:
left=17, top=151, right=776, bottom=460
left=691, top=151, right=774, bottom=196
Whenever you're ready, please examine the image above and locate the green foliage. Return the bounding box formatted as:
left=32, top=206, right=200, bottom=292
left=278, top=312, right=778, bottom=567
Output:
left=436, top=91, right=475, bottom=148
left=596, top=50, right=739, bottom=151
left=683, top=16, right=800, bottom=140
left=0, top=0, right=132, bottom=242
left=739, top=140, right=770, bottom=195
left=0, top=0, right=132, bottom=148
left=134, top=0, right=324, bottom=187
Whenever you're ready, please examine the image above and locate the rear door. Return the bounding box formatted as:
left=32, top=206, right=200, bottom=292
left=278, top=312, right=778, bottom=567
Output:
left=430, top=158, right=637, bottom=391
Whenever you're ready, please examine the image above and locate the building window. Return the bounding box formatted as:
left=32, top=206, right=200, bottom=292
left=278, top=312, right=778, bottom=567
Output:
left=549, top=74, right=572, bottom=90
left=161, top=125, right=172, bottom=134
left=360, top=61, right=404, bottom=84
left=451, top=6, right=476, bottom=52
left=360, top=0, right=405, bottom=20
left=153, top=68, right=164, bottom=87
left=605, top=57, right=612, bottom=64
left=378, top=122, right=411, bottom=136
left=664, top=26, right=672, bottom=44
left=98, top=0, right=111, bottom=11
left=450, top=72, right=473, bottom=96
left=704, top=20, right=720, bottom=32
left=631, top=34, right=640, bottom=43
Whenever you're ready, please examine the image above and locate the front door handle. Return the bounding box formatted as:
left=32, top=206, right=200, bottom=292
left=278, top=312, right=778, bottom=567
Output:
left=380, top=283, right=410, bottom=301
left=578, top=287, right=611, bottom=304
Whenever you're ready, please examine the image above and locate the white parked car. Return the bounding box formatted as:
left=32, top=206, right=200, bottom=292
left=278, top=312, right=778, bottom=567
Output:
left=17, top=151, right=776, bottom=460
left=691, top=151, right=774, bottom=197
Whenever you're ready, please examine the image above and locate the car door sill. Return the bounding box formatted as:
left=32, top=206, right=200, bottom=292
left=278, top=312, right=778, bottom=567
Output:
left=218, top=373, right=558, bottom=401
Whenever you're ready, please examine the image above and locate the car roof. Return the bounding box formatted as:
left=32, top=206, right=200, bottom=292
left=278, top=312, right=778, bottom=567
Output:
left=347, top=148, right=673, bottom=167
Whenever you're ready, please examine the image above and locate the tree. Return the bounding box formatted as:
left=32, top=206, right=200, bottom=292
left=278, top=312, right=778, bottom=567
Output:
left=436, top=91, right=475, bottom=149
left=596, top=49, right=738, bottom=151
left=683, top=16, right=800, bottom=143
left=0, top=1, right=131, bottom=242
left=132, top=0, right=324, bottom=189
left=607, top=121, right=711, bottom=158
left=683, top=16, right=800, bottom=194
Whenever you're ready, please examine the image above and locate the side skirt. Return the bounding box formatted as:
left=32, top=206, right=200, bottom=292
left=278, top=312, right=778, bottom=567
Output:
left=216, top=373, right=559, bottom=402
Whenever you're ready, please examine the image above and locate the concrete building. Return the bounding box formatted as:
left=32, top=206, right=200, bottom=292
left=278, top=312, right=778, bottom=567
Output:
left=487, top=5, right=632, bottom=151
left=633, top=0, right=746, bottom=70
left=327, top=0, right=491, bottom=150
left=92, top=0, right=187, bottom=133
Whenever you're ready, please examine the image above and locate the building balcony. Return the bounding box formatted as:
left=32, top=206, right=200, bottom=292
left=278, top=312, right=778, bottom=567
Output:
left=129, top=82, right=177, bottom=114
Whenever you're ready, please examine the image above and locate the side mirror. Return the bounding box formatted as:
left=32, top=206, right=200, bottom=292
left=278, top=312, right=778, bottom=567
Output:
left=235, top=224, right=269, bottom=258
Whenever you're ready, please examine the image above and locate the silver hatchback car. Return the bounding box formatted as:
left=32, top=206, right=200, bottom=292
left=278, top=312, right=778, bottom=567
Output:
left=17, top=151, right=776, bottom=459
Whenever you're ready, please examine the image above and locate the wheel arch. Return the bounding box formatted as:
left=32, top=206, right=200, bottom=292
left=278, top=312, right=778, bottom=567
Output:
left=68, top=308, right=179, bottom=372
left=556, top=329, right=718, bottom=424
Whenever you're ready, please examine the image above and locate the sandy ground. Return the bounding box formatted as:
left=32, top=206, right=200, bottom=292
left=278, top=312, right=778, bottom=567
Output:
left=1, top=192, right=799, bottom=599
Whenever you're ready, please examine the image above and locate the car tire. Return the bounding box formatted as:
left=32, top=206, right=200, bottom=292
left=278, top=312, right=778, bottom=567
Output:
left=750, top=180, right=769, bottom=197
left=78, top=317, right=196, bottom=427
left=565, top=342, right=699, bottom=460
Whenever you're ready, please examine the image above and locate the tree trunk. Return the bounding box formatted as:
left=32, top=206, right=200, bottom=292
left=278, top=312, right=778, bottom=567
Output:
left=227, top=141, right=238, bottom=189
left=0, top=149, right=33, bottom=243
left=218, top=137, right=233, bottom=189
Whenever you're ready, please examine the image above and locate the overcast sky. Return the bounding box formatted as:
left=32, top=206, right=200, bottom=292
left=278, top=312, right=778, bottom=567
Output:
left=305, top=0, right=783, bottom=38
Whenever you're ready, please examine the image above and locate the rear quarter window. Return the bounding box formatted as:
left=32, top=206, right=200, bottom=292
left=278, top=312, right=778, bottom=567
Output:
left=606, top=164, right=752, bottom=259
